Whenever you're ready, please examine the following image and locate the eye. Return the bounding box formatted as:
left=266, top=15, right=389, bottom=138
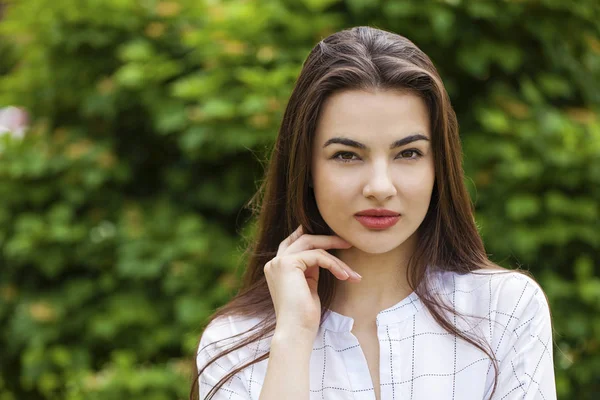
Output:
left=332, top=149, right=424, bottom=163
left=332, top=151, right=359, bottom=163
left=397, top=149, right=423, bottom=160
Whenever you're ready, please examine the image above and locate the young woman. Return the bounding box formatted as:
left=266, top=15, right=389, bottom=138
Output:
left=191, top=26, right=556, bottom=400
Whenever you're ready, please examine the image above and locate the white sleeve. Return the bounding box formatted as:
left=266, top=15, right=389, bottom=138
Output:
left=197, top=317, right=250, bottom=400
left=492, top=281, right=557, bottom=400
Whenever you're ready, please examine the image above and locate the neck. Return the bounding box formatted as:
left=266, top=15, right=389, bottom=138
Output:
left=328, top=234, right=417, bottom=328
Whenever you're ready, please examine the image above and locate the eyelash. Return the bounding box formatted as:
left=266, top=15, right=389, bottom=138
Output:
left=331, top=149, right=423, bottom=163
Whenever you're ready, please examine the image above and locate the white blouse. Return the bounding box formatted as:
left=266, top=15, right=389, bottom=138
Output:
left=196, top=268, right=556, bottom=399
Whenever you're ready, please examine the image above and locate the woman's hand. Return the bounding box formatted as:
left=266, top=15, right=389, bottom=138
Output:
left=264, top=225, right=362, bottom=337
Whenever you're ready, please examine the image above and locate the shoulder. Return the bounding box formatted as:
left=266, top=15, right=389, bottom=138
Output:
left=197, top=314, right=268, bottom=369
left=469, top=268, right=549, bottom=314
left=199, top=314, right=266, bottom=350
left=434, top=268, right=548, bottom=307
left=432, top=268, right=552, bottom=353
left=431, top=268, right=551, bottom=333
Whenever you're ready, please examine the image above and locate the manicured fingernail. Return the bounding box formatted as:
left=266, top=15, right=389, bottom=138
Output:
left=342, top=270, right=350, bottom=278
left=353, top=271, right=362, bottom=279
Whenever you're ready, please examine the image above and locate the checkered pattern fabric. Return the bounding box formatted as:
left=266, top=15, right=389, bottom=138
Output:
left=197, top=268, right=556, bottom=399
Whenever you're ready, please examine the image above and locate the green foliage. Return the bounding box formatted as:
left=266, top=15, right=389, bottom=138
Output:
left=0, top=0, right=598, bottom=398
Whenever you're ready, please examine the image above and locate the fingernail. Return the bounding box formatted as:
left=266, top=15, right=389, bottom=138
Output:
left=353, top=271, right=362, bottom=279
left=342, top=270, right=350, bottom=278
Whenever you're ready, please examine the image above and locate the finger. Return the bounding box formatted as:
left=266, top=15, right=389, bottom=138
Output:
left=289, top=249, right=353, bottom=281
left=278, top=225, right=304, bottom=254
left=284, top=234, right=352, bottom=255
left=314, top=249, right=361, bottom=281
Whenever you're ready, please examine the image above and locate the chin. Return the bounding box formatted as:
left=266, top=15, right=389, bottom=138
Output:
left=339, top=226, right=417, bottom=255
left=357, top=237, right=411, bottom=254
left=355, top=242, right=402, bottom=254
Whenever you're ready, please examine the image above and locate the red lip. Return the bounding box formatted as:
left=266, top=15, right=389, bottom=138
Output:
left=354, top=209, right=401, bottom=230
left=354, top=215, right=400, bottom=229
left=355, top=209, right=400, bottom=217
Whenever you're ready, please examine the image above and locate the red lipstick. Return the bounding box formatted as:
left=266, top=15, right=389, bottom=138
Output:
left=354, top=209, right=401, bottom=230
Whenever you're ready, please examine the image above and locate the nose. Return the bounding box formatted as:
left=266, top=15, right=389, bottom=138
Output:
left=362, top=161, right=397, bottom=201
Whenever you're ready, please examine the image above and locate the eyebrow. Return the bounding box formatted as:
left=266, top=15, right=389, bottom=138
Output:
left=322, top=134, right=430, bottom=150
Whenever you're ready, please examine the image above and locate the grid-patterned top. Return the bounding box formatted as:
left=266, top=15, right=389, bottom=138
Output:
left=197, top=268, right=556, bottom=399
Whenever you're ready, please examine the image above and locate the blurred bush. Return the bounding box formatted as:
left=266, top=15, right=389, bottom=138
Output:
left=0, top=0, right=598, bottom=399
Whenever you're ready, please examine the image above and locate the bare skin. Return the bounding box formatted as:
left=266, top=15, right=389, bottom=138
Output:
left=353, top=322, right=381, bottom=400
left=310, top=89, right=434, bottom=321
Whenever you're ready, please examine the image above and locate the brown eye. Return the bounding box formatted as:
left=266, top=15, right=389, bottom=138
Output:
left=398, top=149, right=422, bottom=159
left=333, top=151, right=359, bottom=162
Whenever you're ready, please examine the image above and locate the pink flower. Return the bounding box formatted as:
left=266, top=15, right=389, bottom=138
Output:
left=0, top=106, right=29, bottom=139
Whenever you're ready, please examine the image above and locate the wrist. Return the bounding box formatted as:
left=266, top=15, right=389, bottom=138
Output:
left=272, top=326, right=316, bottom=350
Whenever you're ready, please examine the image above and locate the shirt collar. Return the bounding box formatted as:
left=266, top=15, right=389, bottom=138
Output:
left=321, top=291, right=423, bottom=333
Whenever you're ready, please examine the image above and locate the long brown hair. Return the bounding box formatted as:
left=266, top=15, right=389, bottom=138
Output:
left=190, top=26, right=516, bottom=400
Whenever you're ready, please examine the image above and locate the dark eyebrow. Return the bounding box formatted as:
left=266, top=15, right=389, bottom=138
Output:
left=322, top=134, right=430, bottom=150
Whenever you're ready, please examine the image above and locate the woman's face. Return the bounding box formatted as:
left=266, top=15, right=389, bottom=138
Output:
left=310, top=89, right=435, bottom=254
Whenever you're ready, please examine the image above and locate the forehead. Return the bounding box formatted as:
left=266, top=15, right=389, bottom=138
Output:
left=314, top=89, right=431, bottom=143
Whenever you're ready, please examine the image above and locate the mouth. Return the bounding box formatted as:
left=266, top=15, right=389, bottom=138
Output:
left=354, top=214, right=401, bottom=229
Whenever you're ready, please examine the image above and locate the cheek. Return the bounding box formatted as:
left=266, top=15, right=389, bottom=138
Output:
left=396, top=164, right=435, bottom=200
left=316, top=175, right=354, bottom=203
left=315, top=164, right=355, bottom=192
left=402, top=171, right=434, bottom=192
left=324, top=173, right=356, bottom=190
left=313, top=170, right=356, bottom=216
